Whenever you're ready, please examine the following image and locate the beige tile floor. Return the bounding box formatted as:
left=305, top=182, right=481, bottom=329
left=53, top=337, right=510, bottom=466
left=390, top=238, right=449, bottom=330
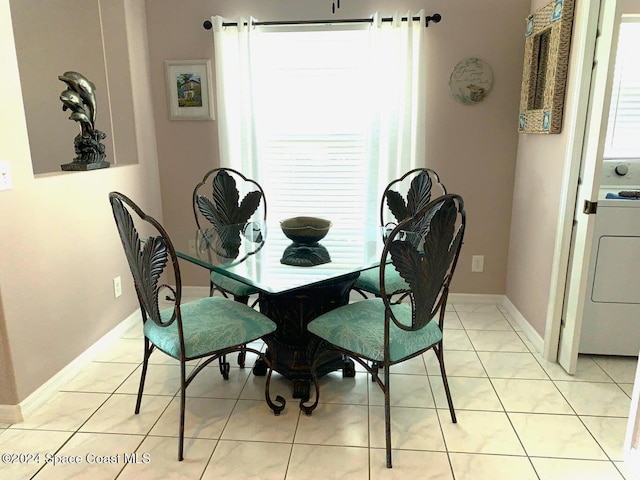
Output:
left=2, top=301, right=640, bottom=479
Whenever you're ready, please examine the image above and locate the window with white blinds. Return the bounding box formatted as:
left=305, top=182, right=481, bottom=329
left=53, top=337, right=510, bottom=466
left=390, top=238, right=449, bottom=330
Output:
left=261, top=134, right=369, bottom=223
left=212, top=15, right=427, bottom=243
left=251, top=28, right=378, bottom=228
left=604, top=20, right=640, bottom=159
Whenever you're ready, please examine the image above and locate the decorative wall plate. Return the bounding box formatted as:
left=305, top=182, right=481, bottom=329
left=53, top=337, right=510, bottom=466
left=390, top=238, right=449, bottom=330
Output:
left=449, top=58, right=494, bottom=105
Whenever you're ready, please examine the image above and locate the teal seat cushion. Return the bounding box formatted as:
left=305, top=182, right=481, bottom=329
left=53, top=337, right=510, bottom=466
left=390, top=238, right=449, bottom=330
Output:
left=210, top=271, right=259, bottom=297
left=354, top=266, right=409, bottom=296
left=307, top=298, right=442, bottom=363
left=144, top=296, right=276, bottom=359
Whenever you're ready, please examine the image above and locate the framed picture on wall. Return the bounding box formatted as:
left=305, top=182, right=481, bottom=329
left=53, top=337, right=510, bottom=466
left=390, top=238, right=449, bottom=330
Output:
left=164, top=59, right=214, bottom=120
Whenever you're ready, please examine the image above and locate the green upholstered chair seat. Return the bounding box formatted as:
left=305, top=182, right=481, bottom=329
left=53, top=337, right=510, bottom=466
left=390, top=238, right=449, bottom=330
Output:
left=354, top=266, right=409, bottom=296
left=144, top=296, right=276, bottom=359
left=307, top=298, right=442, bottom=363
left=210, top=271, right=259, bottom=297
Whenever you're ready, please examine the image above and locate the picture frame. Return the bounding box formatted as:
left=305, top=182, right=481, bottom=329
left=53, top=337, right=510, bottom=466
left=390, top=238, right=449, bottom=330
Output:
left=165, top=59, right=214, bottom=121
left=518, top=0, right=575, bottom=134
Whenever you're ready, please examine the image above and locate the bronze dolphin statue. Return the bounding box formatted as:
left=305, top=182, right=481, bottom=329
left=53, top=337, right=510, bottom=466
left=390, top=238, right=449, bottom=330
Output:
left=59, top=89, right=85, bottom=114
left=58, top=71, right=97, bottom=126
left=69, top=111, right=93, bottom=137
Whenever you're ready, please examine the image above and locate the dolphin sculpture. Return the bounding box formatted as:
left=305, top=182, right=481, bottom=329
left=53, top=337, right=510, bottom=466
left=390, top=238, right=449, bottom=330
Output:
left=58, top=71, right=97, bottom=126
left=58, top=71, right=108, bottom=169
left=59, top=89, right=85, bottom=115
left=69, top=111, right=92, bottom=138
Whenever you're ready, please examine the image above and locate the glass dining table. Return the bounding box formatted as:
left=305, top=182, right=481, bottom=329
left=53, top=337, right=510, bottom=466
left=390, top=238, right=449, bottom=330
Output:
left=176, top=220, right=384, bottom=400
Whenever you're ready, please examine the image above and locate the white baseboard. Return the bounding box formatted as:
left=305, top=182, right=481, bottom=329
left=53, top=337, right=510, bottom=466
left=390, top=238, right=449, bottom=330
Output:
left=448, top=293, right=545, bottom=354
left=0, top=404, right=22, bottom=425
left=448, top=293, right=506, bottom=305
left=0, top=309, right=139, bottom=425
left=501, top=296, right=545, bottom=354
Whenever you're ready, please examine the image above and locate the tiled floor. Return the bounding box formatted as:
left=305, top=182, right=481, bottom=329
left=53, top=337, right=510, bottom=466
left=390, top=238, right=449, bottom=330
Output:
left=2, top=300, right=640, bottom=479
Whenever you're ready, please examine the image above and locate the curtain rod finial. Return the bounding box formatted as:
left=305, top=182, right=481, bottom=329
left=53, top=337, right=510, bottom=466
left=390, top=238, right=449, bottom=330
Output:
left=204, top=20, right=213, bottom=30
left=426, top=13, right=442, bottom=26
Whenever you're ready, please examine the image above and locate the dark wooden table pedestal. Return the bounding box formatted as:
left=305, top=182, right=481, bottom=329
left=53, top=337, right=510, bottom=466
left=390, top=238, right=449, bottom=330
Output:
left=252, top=273, right=358, bottom=400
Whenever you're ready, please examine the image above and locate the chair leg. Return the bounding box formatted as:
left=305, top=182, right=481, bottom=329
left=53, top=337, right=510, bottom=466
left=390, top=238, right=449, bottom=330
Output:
left=435, top=343, right=457, bottom=423
left=211, top=283, right=232, bottom=378
left=234, top=294, right=250, bottom=368
left=371, top=361, right=381, bottom=382
left=218, top=357, right=230, bottom=379
left=384, top=363, right=392, bottom=468
left=178, top=362, right=187, bottom=461
left=211, top=288, right=248, bottom=377
left=237, top=345, right=247, bottom=369
left=135, top=338, right=153, bottom=414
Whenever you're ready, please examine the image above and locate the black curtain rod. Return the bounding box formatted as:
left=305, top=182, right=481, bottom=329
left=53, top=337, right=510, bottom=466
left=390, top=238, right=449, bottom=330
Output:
left=203, top=13, right=441, bottom=30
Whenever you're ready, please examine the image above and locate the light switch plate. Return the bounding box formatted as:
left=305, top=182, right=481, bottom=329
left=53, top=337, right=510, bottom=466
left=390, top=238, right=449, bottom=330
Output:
left=0, top=161, right=12, bottom=191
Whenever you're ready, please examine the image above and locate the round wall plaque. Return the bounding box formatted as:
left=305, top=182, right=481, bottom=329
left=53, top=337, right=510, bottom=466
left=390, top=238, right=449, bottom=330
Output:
left=449, top=58, right=494, bottom=105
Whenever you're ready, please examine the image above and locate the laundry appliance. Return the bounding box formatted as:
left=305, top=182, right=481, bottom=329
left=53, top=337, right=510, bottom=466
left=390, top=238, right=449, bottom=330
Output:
left=580, top=160, right=640, bottom=355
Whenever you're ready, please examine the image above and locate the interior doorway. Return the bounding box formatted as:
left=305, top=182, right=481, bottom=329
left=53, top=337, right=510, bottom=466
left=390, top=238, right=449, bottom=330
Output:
left=545, top=0, right=640, bottom=374
left=543, top=0, right=640, bottom=463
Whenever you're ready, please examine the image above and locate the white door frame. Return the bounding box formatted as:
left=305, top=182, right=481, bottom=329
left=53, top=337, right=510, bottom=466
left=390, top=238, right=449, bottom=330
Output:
left=543, top=0, right=603, bottom=363
left=558, top=0, right=620, bottom=373
left=543, top=0, right=622, bottom=372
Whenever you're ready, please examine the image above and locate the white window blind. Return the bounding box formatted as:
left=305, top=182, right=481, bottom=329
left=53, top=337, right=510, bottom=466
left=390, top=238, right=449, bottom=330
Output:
left=252, top=28, right=376, bottom=229
left=261, top=133, right=369, bottom=223
left=604, top=21, right=640, bottom=159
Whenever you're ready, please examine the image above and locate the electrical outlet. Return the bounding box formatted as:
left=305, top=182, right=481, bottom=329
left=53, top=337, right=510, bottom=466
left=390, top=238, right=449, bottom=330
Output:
left=471, top=255, right=484, bottom=273
left=188, top=239, right=197, bottom=255
left=113, top=276, right=122, bottom=298
left=0, top=161, right=13, bottom=191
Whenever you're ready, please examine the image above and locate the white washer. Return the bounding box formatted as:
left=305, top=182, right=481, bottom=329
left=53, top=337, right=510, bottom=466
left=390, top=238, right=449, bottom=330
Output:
left=580, top=161, right=640, bottom=355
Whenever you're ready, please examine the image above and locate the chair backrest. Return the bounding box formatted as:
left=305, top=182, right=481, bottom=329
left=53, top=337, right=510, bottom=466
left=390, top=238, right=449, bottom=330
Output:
left=193, top=168, right=267, bottom=228
left=380, top=193, right=465, bottom=332
left=380, top=168, right=447, bottom=232
left=109, top=192, right=181, bottom=329
left=192, top=168, right=267, bottom=258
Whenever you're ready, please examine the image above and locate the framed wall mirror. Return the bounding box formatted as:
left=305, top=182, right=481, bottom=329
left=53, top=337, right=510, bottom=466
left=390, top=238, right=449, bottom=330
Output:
left=518, top=0, right=575, bottom=134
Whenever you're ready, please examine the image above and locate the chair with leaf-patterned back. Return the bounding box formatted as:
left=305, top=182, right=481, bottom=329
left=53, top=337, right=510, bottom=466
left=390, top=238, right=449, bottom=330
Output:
left=109, top=192, right=281, bottom=461
left=304, top=193, right=465, bottom=468
left=192, top=168, right=267, bottom=376
left=352, top=168, right=447, bottom=300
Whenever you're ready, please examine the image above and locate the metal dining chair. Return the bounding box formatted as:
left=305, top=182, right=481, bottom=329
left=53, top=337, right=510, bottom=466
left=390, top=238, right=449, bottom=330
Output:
left=352, top=167, right=447, bottom=300
left=109, top=191, right=282, bottom=461
left=192, top=167, right=267, bottom=377
left=304, top=193, right=466, bottom=468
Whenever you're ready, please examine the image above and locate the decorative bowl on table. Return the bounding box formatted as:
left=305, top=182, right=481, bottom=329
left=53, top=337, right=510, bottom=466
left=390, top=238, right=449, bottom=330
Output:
left=280, top=216, right=331, bottom=244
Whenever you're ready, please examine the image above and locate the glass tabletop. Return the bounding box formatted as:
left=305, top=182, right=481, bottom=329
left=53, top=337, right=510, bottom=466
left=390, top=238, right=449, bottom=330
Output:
left=177, top=221, right=385, bottom=294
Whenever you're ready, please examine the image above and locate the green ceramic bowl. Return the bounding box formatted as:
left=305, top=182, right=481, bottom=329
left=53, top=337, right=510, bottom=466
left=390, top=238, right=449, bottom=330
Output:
left=280, top=216, right=331, bottom=244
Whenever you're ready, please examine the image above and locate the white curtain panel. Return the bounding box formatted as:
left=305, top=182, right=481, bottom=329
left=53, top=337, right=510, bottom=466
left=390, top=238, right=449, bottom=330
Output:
left=211, top=11, right=428, bottom=210
left=368, top=10, right=427, bottom=199
left=211, top=16, right=259, bottom=175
